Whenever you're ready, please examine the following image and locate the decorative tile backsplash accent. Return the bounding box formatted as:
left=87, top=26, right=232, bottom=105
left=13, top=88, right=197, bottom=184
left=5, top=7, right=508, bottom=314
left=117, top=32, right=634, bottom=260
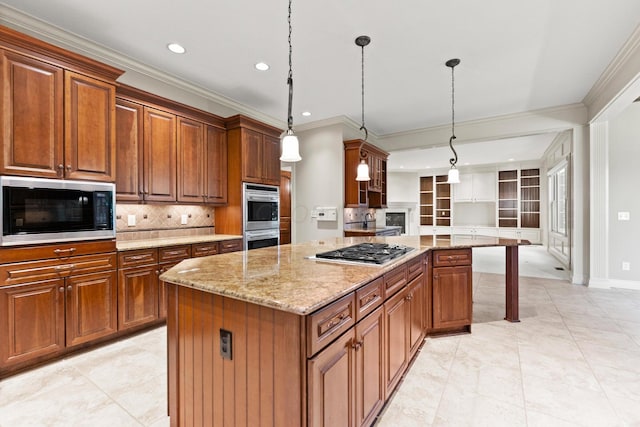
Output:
left=344, top=207, right=376, bottom=230
left=115, top=204, right=216, bottom=240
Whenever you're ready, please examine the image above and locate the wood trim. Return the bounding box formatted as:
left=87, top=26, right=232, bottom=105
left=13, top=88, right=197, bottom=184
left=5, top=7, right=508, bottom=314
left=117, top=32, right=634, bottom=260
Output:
left=224, top=114, right=283, bottom=138
left=116, top=84, right=225, bottom=128
left=0, top=25, right=123, bottom=82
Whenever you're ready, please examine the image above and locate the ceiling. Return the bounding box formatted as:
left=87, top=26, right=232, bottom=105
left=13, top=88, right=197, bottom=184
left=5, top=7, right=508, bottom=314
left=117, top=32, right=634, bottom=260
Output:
left=3, top=0, right=640, bottom=167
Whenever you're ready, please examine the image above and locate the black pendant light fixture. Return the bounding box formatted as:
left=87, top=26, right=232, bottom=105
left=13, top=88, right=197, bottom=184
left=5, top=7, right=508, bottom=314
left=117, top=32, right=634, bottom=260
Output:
left=280, top=0, right=301, bottom=162
left=446, top=58, right=460, bottom=184
left=355, top=35, right=371, bottom=182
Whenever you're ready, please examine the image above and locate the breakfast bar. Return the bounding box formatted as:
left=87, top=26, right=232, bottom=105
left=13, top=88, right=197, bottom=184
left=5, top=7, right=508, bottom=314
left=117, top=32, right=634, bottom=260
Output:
left=160, top=235, right=528, bottom=427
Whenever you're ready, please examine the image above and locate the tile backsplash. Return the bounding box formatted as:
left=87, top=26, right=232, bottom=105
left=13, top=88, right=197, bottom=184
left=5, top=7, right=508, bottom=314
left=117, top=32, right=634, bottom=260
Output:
left=343, top=207, right=376, bottom=230
left=116, top=204, right=216, bottom=240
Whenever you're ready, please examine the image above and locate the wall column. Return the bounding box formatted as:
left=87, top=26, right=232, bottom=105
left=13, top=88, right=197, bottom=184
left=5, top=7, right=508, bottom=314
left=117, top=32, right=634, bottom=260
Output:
left=589, top=121, right=609, bottom=287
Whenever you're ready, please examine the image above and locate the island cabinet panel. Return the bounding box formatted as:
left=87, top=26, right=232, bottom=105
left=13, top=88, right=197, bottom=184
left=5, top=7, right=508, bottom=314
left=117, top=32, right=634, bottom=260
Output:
left=167, top=285, right=304, bottom=427
left=0, top=50, right=63, bottom=178
left=354, top=306, right=385, bottom=427
left=408, top=273, right=426, bottom=358
left=307, top=292, right=356, bottom=357
left=432, top=248, right=472, bottom=333
left=383, top=286, right=410, bottom=396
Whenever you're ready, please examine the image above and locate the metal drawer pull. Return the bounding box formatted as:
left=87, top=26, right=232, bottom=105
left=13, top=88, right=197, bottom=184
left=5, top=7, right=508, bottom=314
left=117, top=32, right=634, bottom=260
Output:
left=54, top=248, right=76, bottom=255
left=165, top=251, right=183, bottom=256
left=128, top=254, right=151, bottom=261
left=361, top=293, right=378, bottom=306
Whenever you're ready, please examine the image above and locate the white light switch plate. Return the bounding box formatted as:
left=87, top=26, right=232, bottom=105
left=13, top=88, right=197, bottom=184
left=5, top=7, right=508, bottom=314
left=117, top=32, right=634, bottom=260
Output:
left=618, top=211, right=630, bottom=221
left=127, top=215, right=136, bottom=226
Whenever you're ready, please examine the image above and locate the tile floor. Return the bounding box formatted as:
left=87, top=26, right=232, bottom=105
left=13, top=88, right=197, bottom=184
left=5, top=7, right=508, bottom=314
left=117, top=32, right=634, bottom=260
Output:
left=1, top=247, right=639, bottom=426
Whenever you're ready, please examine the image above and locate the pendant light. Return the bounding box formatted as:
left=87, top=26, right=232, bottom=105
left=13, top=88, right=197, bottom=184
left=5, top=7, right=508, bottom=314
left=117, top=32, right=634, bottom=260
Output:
left=280, top=0, right=302, bottom=162
left=355, top=35, right=371, bottom=181
left=446, top=58, right=460, bottom=184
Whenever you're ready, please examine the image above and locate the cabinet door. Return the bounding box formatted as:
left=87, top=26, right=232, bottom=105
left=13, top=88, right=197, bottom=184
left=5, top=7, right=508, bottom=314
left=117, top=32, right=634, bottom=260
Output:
left=118, top=265, right=159, bottom=330
left=383, top=287, right=409, bottom=396
left=241, top=128, right=263, bottom=183
left=308, top=329, right=356, bottom=427
left=177, top=117, right=205, bottom=203
left=64, top=71, right=116, bottom=182
left=453, top=174, right=473, bottom=202
left=408, top=275, right=425, bottom=358
left=0, top=279, right=65, bottom=368
left=262, top=134, right=281, bottom=186
left=472, top=172, right=496, bottom=202
left=1, top=50, right=64, bottom=178
left=144, top=107, right=176, bottom=202
left=115, top=99, right=144, bottom=201
left=158, top=262, right=180, bottom=319
left=355, top=307, right=384, bottom=427
left=432, top=265, right=472, bottom=329
left=204, top=125, right=228, bottom=204
left=66, top=271, right=118, bottom=347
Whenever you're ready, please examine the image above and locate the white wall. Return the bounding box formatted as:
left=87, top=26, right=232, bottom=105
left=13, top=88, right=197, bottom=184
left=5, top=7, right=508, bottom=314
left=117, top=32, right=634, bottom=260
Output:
left=292, top=124, right=345, bottom=243
left=608, top=102, right=640, bottom=282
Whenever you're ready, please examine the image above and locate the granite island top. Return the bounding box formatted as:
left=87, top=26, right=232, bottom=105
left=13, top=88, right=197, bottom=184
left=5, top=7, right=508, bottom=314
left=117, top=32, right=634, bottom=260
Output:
left=344, top=225, right=403, bottom=234
left=116, top=234, right=243, bottom=251
left=159, top=235, right=529, bottom=316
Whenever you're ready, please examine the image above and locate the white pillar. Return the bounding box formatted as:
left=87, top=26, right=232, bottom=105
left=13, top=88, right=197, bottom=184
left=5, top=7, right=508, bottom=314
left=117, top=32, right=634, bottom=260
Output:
left=588, top=121, right=609, bottom=287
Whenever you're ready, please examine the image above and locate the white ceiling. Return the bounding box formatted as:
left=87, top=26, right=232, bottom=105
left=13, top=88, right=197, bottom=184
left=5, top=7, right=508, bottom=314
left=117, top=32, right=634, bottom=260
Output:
left=3, top=0, right=640, bottom=167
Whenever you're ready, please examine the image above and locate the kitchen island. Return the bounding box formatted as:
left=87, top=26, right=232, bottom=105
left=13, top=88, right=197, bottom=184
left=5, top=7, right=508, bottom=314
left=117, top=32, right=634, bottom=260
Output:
left=160, top=235, right=527, bottom=427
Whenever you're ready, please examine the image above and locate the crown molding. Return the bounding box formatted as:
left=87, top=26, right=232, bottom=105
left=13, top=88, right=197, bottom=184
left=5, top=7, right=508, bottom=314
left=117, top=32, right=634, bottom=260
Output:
left=583, top=23, right=640, bottom=122
left=0, top=4, right=285, bottom=129
left=295, top=115, right=380, bottom=143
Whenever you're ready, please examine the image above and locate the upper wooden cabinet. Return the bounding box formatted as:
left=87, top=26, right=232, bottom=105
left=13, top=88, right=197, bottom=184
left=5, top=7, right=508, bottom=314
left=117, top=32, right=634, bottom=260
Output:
left=115, top=84, right=227, bottom=204
left=0, top=27, right=123, bottom=182
left=226, top=116, right=281, bottom=187
left=344, top=140, right=389, bottom=208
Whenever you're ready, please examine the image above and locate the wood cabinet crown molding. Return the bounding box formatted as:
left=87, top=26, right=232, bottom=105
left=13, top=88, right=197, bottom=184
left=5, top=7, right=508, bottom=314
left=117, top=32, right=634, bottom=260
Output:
left=343, top=139, right=389, bottom=158
left=224, top=114, right=282, bottom=138
left=116, top=84, right=225, bottom=128
left=0, top=25, right=123, bottom=82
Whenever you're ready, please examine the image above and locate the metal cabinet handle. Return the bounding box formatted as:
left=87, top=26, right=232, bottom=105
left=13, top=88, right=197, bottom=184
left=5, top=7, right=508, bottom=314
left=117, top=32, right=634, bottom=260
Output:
left=59, top=287, right=64, bottom=293
left=66, top=165, right=72, bottom=171
left=54, top=248, right=76, bottom=256
left=67, top=285, right=72, bottom=291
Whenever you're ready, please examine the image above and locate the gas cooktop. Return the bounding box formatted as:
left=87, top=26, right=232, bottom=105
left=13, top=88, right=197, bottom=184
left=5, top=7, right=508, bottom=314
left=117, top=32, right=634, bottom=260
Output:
left=315, top=243, right=414, bottom=265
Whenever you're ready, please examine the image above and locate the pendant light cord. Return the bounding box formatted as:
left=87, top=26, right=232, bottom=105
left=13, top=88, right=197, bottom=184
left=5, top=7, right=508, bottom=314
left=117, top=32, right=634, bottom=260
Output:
left=449, top=61, right=458, bottom=167
left=287, top=0, right=294, bottom=132
left=360, top=42, right=368, bottom=141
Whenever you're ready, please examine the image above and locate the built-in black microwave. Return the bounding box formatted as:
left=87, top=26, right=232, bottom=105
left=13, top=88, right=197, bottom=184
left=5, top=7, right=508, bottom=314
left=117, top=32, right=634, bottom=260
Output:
left=1, top=176, right=116, bottom=246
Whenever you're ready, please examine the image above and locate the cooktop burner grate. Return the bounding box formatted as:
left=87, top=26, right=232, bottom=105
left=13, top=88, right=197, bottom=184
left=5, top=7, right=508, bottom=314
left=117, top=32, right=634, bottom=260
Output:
left=315, top=243, right=414, bottom=265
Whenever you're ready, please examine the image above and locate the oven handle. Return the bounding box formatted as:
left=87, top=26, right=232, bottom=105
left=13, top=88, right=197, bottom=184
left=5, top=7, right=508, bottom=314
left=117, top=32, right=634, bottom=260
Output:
left=245, top=229, right=279, bottom=240
left=246, top=193, right=279, bottom=203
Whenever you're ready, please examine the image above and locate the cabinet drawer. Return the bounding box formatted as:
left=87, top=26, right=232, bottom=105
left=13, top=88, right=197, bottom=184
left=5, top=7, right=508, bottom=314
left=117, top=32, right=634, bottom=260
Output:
left=383, top=264, right=407, bottom=298
left=307, top=292, right=355, bottom=357
left=118, top=249, right=158, bottom=268
left=355, top=277, right=383, bottom=321
left=159, top=245, right=191, bottom=263
left=432, top=249, right=472, bottom=267
left=407, top=255, right=424, bottom=282
left=219, top=239, right=243, bottom=253
left=0, top=253, right=117, bottom=287
left=192, top=242, right=220, bottom=257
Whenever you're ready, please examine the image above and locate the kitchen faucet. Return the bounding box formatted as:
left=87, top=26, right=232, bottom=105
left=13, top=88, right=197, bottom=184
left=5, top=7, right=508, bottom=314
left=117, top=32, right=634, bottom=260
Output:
left=363, top=212, right=374, bottom=229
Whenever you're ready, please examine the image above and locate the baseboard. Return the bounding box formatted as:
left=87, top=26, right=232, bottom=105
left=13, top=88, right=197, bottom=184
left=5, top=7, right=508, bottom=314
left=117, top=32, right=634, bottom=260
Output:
left=588, top=278, right=640, bottom=290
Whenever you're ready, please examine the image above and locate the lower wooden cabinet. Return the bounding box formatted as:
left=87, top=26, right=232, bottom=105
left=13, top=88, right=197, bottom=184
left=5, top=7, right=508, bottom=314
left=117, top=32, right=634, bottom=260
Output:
left=384, top=286, right=410, bottom=396
left=118, top=264, right=159, bottom=330
left=432, top=265, right=472, bottom=329
left=66, top=271, right=117, bottom=347
left=408, top=274, right=426, bottom=358
left=354, top=306, right=385, bottom=427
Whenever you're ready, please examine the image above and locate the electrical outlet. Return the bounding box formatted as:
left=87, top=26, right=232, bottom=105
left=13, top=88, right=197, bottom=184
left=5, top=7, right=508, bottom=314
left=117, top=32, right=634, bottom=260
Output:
left=181, top=214, right=188, bottom=225
left=220, top=329, right=232, bottom=360
left=622, top=262, right=631, bottom=271
left=127, top=215, right=136, bottom=226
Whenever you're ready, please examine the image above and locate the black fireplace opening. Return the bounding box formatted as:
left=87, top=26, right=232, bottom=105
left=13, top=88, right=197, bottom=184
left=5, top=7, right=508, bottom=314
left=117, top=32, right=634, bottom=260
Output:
left=385, top=212, right=406, bottom=234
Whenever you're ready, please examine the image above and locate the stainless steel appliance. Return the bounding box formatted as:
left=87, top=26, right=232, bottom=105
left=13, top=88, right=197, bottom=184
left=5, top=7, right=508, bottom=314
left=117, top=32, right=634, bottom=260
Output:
left=1, top=176, right=115, bottom=246
left=243, top=183, right=279, bottom=250
left=315, top=243, right=414, bottom=265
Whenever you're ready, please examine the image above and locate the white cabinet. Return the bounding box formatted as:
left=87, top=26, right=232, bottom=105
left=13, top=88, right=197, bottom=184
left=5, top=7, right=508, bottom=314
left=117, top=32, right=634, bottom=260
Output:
left=453, top=173, right=496, bottom=203
left=498, top=227, right=540, bottom=243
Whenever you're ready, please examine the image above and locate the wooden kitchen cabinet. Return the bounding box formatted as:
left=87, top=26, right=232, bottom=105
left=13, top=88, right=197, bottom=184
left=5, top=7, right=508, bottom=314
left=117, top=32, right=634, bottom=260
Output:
left=0, top=28, right=122, bottom=182
left=0, top=50, right=63, bottom=179
left=344, top=140, right=389, bottom=208
left=116, top=85, right=227, bottom=204
left=354, top=306, right=385, bottom=427
left=117, top=249, right=160, bottom=330
left=0, top=241, right=118, bottom=374
left=383, top=285, right=410, bottom=396
left=65, top=270, right=118, bottom=347
left=432, top=249, right=472, bottom=333
left=157, top=245, right=191, bottom=320
left=64, top=71, right=116, bottom=182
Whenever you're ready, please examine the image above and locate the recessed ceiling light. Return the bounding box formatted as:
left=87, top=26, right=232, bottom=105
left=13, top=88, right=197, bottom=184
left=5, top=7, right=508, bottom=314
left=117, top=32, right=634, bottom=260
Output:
left=302, top=111, right=311, bottom=117
left=399, top=165, right=404, bottom=169
left=508, top=158, right=515, bottom=161
left=255, top=62, right=270, bottom=71
left=464, top=162, right=470, bottom=166
left=167, top=43, right=186, bottom=54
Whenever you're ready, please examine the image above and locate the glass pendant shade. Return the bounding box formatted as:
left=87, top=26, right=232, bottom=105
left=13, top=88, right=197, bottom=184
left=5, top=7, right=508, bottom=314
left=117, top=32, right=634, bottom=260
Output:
left=447, top=166, right=460, bottom=184
left=356, top=159, right=371, bottom=181
left=280, top=131, right=301, bottom=162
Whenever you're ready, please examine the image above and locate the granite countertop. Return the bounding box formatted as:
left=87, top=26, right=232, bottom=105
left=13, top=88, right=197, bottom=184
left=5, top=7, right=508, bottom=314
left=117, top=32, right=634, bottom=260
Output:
left=116, top=234, right=243, bottom=251
left=159, top=235, right=528, bottom=316
left=345, top=226, right=402, bottom=234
